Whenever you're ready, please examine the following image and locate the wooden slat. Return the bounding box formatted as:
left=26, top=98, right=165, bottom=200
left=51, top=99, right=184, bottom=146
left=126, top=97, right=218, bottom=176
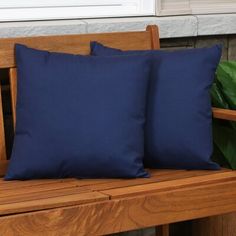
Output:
left=0, top=169, right=230, bottom=194
left=146, top=25, right=160, bottom=50
left=0, top=169, right=231, bottom=217
left=1, top=178, right=236, bottom=236
left=212, top=107, right=236, bottom=121
left=9, top=68, right=17, bottom=129
left=0, top=191, right=108, bottom=216
left=0, top=29, right=154, bottom=69
left=0, top=162, right=231, bottom=189
left=101, top=171, right=236, bottom=199
left=89, top=169, right=230, bottom=191
left=0, top=177, right=76, bottom=189
left=0, top=84, right=6, bottom=161
left=0, top=187, right=89, bottom=205
left=0, top=177, right=115, bottom=190
left=0, top=180, right=86, bottom=198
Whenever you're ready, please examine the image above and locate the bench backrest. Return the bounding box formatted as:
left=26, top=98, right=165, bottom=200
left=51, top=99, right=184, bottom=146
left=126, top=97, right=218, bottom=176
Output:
left=0, top=25, right=160, bottom=176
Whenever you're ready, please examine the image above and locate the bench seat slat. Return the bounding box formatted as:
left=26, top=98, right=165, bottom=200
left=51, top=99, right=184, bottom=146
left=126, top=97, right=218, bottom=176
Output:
left=0, top=178, right=78, bottom=189
left=0, top=168, right=230, bottom=191
left=88, top=169, right=231, bottom=191
left=0, top=191, right=108, bottom=216
left=0, top=169, right=234, bottom=217
left=1, top=178, right=236, bottom=235
left=0, top=180, right=88, bottom=198
left=0, top=187, right=90, bottom=206
left=101, top=171, right=236, bottom=199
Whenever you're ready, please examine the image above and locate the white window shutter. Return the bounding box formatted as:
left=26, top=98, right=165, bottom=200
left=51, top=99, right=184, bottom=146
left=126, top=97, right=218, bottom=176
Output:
left=0, top=0, right=155, bottom=21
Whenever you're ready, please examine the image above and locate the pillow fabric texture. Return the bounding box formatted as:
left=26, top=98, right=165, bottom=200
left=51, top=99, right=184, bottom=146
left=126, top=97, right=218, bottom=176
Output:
left=5, top=44, right=151, bottom=180
left=91, top=42, right=222, bottom=170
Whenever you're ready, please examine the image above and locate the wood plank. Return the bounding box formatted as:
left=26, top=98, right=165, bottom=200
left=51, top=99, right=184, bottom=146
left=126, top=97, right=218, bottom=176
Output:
left=213, top=107, right=236, bottom=121
left=0, top=191, right=108, bottom=216
left=0, top=163, right=123, bottom=187
left=0, top=166, right=231, bottom=191
left=9, top=68, right=17, bottom=129
left=0, top=169, right=229, bottom=198
left=0, top=178, right=77, bottom=189
left=0, top=187, right=90, bottom=205
left=146, top=25, right=160, bottom=50
left=0, top=180, right=87, bottom=198
left=0, top=178, right=116, bottom=191
left=1, top=178, right=236, bottom=236
left=89, top=170, right=230, bottom=191
left=0, top=30, right=153, bottom=68
left=0, top=84, right=6, bottom=161
left=101, top=171, right=236, bottom=199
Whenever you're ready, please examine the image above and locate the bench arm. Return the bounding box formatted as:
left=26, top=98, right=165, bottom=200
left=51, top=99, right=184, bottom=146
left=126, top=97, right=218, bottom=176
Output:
left=213, top=107, right=236, bottom=121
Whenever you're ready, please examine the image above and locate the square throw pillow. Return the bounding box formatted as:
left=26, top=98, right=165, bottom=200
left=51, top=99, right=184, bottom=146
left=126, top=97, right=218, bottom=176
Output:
left=91, top=42, right=222, bottom=170
left=5, top=44, right=151, bottom=180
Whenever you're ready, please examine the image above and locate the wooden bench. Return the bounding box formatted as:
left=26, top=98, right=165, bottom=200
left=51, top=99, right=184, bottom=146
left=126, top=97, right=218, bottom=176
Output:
left=0, top=25, right=236, bottom=236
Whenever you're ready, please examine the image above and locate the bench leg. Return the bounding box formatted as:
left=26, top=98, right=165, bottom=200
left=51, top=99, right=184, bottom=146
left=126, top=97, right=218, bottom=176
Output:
left=155, top=224, right=169, bottom=236
left=192, top=213, right=236, bottom=236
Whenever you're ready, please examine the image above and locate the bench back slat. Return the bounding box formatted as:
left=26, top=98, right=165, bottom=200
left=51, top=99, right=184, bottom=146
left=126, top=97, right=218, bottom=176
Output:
left=9, top=68, right=17, bottom=129
left=0, top=26, right=159, bottom=69
left=0, top=83, right=6, bottom=161
left=0, top=25, right=160, bottom=172
left=146, top=25, right=160, bottom=49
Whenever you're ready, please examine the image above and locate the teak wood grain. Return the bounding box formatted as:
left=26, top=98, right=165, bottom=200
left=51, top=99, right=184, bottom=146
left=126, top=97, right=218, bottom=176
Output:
left=0, top=169, right=231, bottom=211
left=9, top=68, right=17, bottom=128
left=0, top=180, right=87, bottom=198
left=88, top=169, right=230, bottom=191
left=212, top=107, right=236, bottom=121
left=0, top=28, right=157, bottom=69
left=0, top=25, right=236, bottom=236
left=100, top=171, right=236, bottom=199
left=0, top=191, right=108, bottom=216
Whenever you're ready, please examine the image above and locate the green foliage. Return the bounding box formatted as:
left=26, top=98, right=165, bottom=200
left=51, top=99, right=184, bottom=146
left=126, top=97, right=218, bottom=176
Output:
left=211, top=61, right=236, bottom=169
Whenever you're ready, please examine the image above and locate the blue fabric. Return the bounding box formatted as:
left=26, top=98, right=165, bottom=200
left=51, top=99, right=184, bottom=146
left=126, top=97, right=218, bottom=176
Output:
left=5, top=44, right=151, bottom=180
left=91, top=42, right=222, bottom=170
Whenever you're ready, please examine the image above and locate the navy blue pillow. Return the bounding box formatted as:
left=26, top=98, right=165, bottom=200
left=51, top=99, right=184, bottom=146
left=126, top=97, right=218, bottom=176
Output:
left=91, top=42, right=222, bottom=170
left=5, top=44, right=151, bottom=180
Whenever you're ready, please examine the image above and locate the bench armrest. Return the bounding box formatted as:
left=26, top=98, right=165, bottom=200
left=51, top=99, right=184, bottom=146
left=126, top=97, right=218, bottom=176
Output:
left=213, top=107, right=236, bottom=121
